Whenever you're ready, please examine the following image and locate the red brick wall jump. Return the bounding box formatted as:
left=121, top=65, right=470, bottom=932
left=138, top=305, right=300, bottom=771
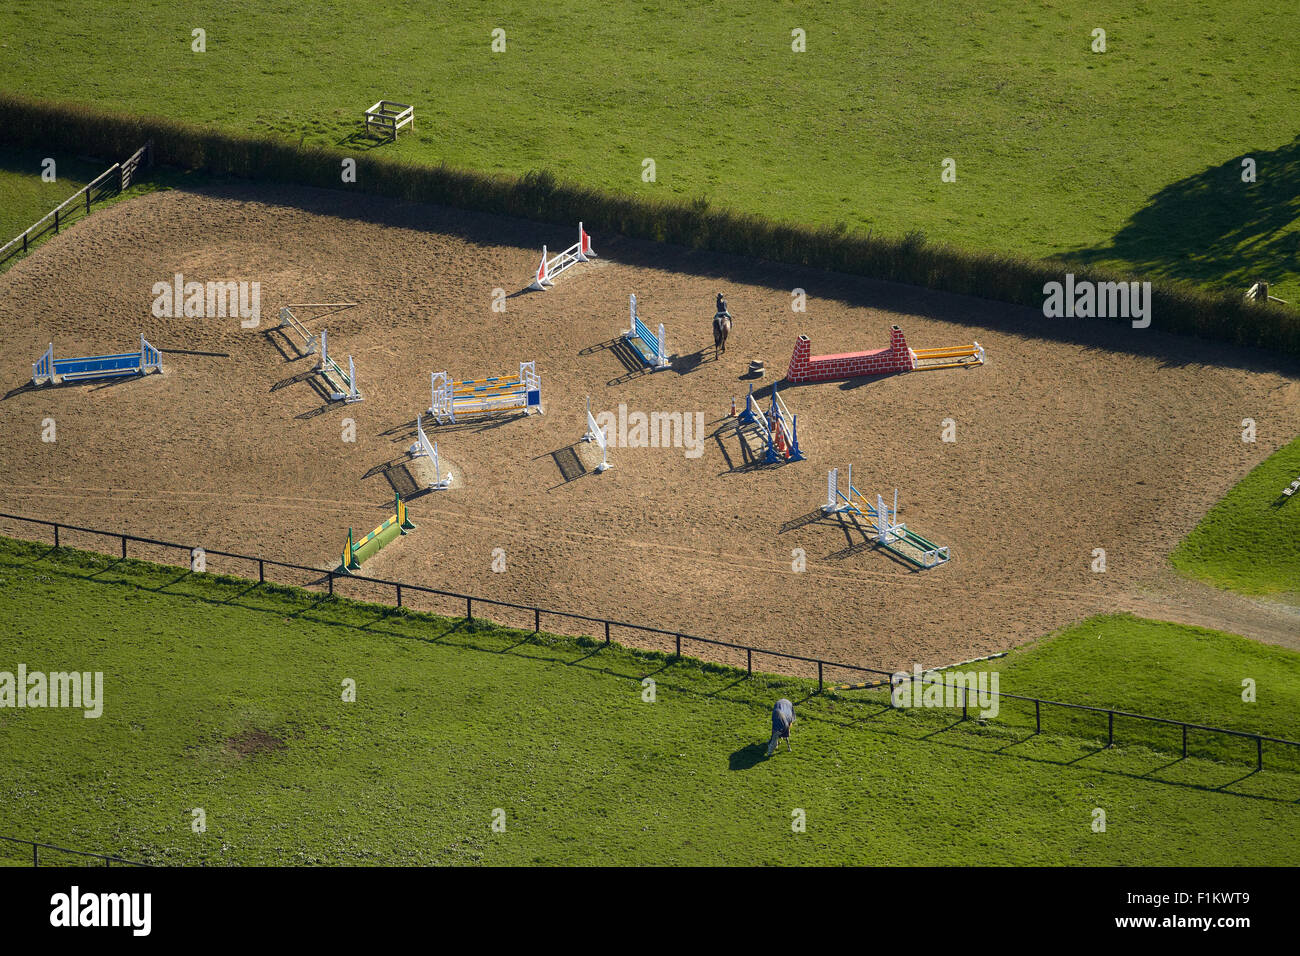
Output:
left=786, top=326, right=915, bottom=383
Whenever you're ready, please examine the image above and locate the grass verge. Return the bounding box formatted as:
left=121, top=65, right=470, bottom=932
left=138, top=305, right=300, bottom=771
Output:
left=0, top=536, right=1296, bottom=865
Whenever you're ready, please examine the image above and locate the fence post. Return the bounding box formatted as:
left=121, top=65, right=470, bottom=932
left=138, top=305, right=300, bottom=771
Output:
left=86, top=186, right=91, bottom=216
left=54, top=208, right=59, bottom=235
left=32, top=843, right=38, bottom=867
left=1107, top=711, right=1114, bottom=747
left=534, top=609, right=540, bottom=634
left=328, top=573, right=334, bottom=596
left=818, top=661, right=823, bottom=692
left=121, top=536, right=126, bottom=559
left=961, top=686, right=967, bottom=721
left=747, top=649, right=752, bottom=676
left=1257, top=736, right=1263, bottom=772
left=258, top=559, right=264, bottom=584
left=675, top=634, right=681, bottom=658
left=603, top=621, right=609, bottom=644
left=1035, top=700, right=1041, bottom=734
left=396, top=584, right=403, bottom=608
left=466, top=597, right=472, bottom=621
left=53, top=524, right=59, bottom=548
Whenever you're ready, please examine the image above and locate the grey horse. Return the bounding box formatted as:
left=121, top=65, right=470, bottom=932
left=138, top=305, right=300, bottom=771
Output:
left=767, top=698, right=795, bottom=756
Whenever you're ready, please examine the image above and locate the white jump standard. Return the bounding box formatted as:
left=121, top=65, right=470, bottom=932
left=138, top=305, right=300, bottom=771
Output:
left=409, top=413, right=452, bottom=490
left=625, top=294, right=669, bottom=370
left=278, top=303, right=357, bottom=356
left=317, top=329, right=362, bottom=403
left=581, top=396, right=611, bottom=472
left=279, top=306, right=319, bottom=355
left=528, top=223, right=597, bottom=290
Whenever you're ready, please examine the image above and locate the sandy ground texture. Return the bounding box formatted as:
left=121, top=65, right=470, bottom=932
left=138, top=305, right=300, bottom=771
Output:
left=1, top=182, right=1297, bottom=675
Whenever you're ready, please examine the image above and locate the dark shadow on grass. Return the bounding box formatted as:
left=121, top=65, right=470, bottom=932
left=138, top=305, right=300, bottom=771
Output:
left=1215, top=769, right=1261, bottom=792
left=1143, top=755, right=1189, bottom=776
left=842, top=703, right=896, bottom=725
left=639, top=660, right=676, bottom=682
left=1064, top=745, right=1110, bottom=766
left=707, top=675, right=751, bottom=698
left=4, top=544, right=63, bottom=569
left=566, top=644, right=608, bottom=666
left=920, top=719, right=967, bottom=740
left=333, top=131, right=392, bottom=152
left=728, top=743, right=769, bottom=771
left=1063, top=135, right=1300, bottom=301
left=791, top=690, right=821, bottom=708
left=990, top=731, right=1040, bottom=753
left=499, top=632, right=537, bottom=654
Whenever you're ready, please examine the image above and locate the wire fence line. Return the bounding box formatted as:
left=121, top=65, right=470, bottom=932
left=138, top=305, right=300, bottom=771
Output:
left=0, top=834, right=151, bottom=867
left=1, top=510, right=1297, bottom=773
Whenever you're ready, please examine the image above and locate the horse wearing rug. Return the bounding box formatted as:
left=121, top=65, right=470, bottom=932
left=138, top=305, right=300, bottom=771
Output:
left=767, top=698, right=795, bottom=756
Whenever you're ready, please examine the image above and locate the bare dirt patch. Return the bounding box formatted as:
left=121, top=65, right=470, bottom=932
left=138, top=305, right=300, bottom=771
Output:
left=223, top=729, right=288, bottom=759
left=1, top=182, right=1297, bottom=673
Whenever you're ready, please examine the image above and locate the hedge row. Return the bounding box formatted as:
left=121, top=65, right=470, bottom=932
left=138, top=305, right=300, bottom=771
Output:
left=3, top=91, right=1296, bottom=356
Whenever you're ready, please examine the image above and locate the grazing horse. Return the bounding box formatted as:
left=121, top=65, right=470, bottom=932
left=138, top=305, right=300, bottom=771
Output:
left=712, top=311, right=731, bottom=358
left=766, top=698, right=795, bottom=756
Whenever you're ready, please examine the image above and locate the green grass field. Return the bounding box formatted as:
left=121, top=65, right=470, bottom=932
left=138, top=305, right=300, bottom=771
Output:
left=1, top=536, right=1296, bottom=866
left=962, top=615, right=1300, bottom=763
left=1171, top=436, right=1300, bottom=595
left=2, top=1, right=1298, bottom=301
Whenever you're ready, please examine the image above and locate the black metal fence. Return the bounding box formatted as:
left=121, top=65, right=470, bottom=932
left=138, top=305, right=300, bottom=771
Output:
left=0, top=835, right=150, bottom=867
left=1, top=510, right=1298, bottom=773
left=0, top=142, right=151, bottom=269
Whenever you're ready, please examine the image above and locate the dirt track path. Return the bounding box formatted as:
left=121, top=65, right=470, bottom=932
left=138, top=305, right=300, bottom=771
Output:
left=1, top=182, right=1298, bottom=673
left=1116, top=572, right=1300, bottom=651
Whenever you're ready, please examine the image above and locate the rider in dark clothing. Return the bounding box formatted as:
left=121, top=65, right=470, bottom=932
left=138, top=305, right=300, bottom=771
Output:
left=716, top=292, right=729, bottom=317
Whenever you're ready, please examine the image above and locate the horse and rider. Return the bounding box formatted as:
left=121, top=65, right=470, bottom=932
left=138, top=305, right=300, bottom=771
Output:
left=712, top=291, right=731, bottom=357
